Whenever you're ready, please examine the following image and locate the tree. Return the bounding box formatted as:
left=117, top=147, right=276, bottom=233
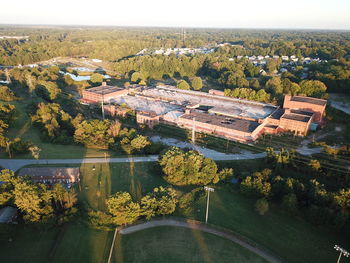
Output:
left=265, top=77, right=283, bottom=95
left=255, top=198, right=269, bottom=215
left=299, top=80, right=327, bottom=98
left=240, top=169, right=272, bottom=198
left=159, top=147, right=232, bottom=186
left=29, top=145, right=41, bottom=160
left=130, top=135, right=151, bottom=152
left=176, top=80, right=190, bottom=90
left=74, top=119, right=115, bottom=148
left=90, top=73, right=104, bottom=84
left=130, top=72, right=144, bottom=83
left=0, top=86, right=16, bottom=101
left=140, top=187, right=178, bottom=219
left=308, top=159, right=321, bottom=171
left=191, top=77, right=203, bottom=90
left=37, top=81, right=61, bottom=100
left=106, top=192, right=140, bottom=225
left=282, top=193, right=298, bottom=213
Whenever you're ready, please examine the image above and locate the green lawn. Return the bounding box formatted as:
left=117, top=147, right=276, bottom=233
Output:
left=112, top=226, right=269, bottom=263
left=2, top=161, right=349, bottom=263
left=1, top=100, right=137, bottom=159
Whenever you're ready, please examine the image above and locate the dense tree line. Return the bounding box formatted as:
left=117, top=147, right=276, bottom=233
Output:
left=239, top=148, right=350, bottom=229
left=89, top=186, right=178, bottom=227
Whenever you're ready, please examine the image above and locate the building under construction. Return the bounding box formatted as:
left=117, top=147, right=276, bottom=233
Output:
left=80, top=83, right=327, bottom=142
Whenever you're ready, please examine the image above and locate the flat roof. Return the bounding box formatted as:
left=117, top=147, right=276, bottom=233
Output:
left=142, top=86, right=277, bottom=120
left=291, top=109, right=314, bottom=116
left=282, top=113, right=312, bottom=122
left=85, top=85, right=126, bottom=95
left=270, top=108, right=285, bottom=119
left=291, top=96, right=327, bottom=106
left=180, top=111, right=261, bottom=133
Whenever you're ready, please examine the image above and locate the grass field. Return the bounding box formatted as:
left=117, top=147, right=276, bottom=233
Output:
left=2, top=161, right=350, bottom=263
left=112, top=226, right=268, bottom=263
left=0, top=99, right=136, bottom=159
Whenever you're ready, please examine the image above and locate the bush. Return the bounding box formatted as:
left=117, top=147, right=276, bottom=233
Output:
left=255, top=198, right=269, bottom=215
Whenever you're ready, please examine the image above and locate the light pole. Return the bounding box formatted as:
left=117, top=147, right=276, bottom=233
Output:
left=334, top=245, right=349, bottom=263
left=204, top=186, right=214, bottom=224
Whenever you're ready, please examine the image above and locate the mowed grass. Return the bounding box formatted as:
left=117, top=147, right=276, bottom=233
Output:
left=0, top=100, right=128, bottom=159
left=2, top=161, right=349, bottom=263
left=186, top=187, right=350, bottom=263
left=113, top=226, right=269, bottom=263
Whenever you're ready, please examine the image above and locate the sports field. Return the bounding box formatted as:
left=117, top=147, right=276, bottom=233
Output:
left=0, top=161, right=349, bottom=263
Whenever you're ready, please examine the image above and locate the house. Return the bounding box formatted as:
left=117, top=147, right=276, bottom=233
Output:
left=18, top=167, right=80, bottom=184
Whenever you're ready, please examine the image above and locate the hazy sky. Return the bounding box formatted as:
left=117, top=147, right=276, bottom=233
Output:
left=1, top=0, right=349, bottom=29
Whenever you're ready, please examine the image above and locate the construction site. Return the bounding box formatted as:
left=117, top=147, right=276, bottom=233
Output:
left=81, top=84, right=327, bottom=142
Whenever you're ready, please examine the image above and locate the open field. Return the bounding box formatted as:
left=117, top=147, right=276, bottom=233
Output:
left=0, top=100, right=133, bottom=159
left=3, top=161, right=348, bottom=263
left=112, top=226, right=269, bottom=263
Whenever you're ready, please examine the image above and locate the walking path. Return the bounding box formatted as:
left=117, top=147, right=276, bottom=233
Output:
left=119, top=218, right=283, bottom=263
left=0, top=152, right=267, bottom=172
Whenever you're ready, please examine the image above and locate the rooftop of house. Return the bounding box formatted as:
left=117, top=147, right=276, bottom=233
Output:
left=281, top=113, right=312, bottom=123
left=180, top=111, right=261, bottom=133
left=290, top=96, right=327, bottom=106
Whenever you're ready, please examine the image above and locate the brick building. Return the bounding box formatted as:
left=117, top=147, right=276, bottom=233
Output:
left=81, top=82, right=128, bottom=103
left=136, top=111, right=160, bottom=128
left=283, top=95, right=327, bottom=123
left=177, top=110, right=265, bottom=142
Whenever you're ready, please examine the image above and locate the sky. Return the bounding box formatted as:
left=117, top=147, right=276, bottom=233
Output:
left=0, top=0, right=349, bottom=30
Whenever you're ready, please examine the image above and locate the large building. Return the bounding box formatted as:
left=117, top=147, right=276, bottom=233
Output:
left=283, top=95, right=327, bottom=123
left=81, top=82, right=129, bottom=103
left=80, top=84, right=327, bottom=142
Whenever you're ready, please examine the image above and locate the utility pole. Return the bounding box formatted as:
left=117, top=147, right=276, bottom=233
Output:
left=5, top=68, right=11, bottom=83
left=192, top=117, right=196, bottom=144
left=204, top=186, right=214, bottom=224
left=108, top=228, right=118, bottom=263
left=334, top=245, right=349, bottom=263
left=101, top=85, right=105, bottom=120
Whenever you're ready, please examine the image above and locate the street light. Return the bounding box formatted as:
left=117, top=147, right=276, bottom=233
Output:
left=334, top=245, right=349, bottom=263
left=204, top=186, right=214, bottom=224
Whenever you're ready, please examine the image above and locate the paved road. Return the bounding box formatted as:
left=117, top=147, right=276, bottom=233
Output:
left=0, top=152, right=267, bottom=172
left=119, top=218, right=283, bottom=263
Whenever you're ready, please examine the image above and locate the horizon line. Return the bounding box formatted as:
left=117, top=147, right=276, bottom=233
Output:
left=0, top=23, right=349, bottom=32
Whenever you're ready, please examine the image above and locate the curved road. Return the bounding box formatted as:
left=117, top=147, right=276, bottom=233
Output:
left=119, top=218, right=283, bottom=263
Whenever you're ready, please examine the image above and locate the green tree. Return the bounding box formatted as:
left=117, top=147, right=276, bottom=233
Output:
left=90, top=73, right=104, bottom=84
left=106, top=192, right=140, bottom=225
left=159, top=147, right=232, bottom=186
left=191, top=77, right=203, bottom=90
left=130, top=135, right=151, bottom=152
left=141, top=186, right=178, bottom=219
left=130, top=72, right=144, bottom=83
left=0, top=86, right=16, bottom=101
left=282, top=193, right=298, bottom=213
left=255, top=198, right=269, bottom=215
left=176, top=80, right=190, bottom=90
